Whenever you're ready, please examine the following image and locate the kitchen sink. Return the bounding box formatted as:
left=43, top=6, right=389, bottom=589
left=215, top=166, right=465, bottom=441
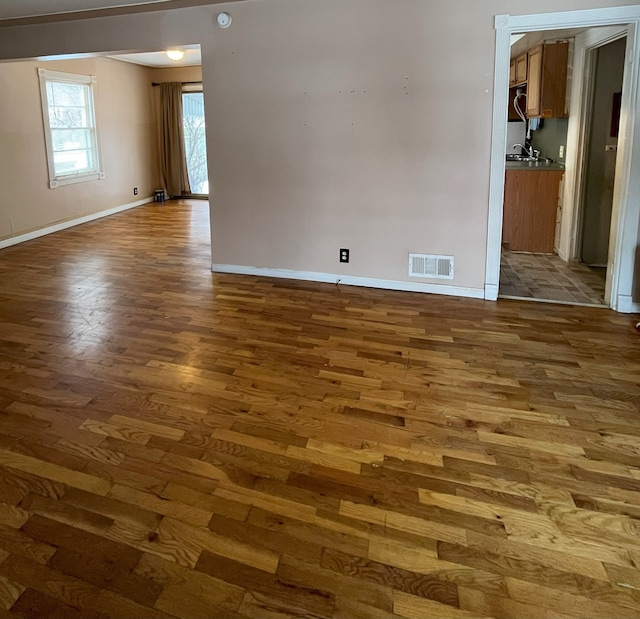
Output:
left=506, top=154, right=536, bottom=162
left=506, top=155, right=555, bottom=166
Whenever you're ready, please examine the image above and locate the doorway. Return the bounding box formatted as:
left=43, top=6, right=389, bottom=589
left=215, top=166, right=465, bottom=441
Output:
left=577, top=37, right=626, bottom=273
left=499, top=29, right=627, bottom=306
left=486, top=8, right=640, bottom=313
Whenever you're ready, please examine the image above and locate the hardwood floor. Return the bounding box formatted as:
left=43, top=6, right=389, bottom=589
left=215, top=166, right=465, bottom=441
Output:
left=0, top=199, right=640, bottom=618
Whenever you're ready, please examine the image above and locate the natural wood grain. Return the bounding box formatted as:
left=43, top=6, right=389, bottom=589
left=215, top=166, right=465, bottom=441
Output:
left=108, top=484, right=213, bottom=527
left=502, top=169, right=564, bottom=253
left=0, top=199, right=639, bottom=618
left=134, top=553, right=245, bottom=618
left=80, top=419, right=152, bottom=445
left=0, top=449, right=111, bottom=496
left=0, top=554, right=172, bottom=619
left=321, top=547, right=460, bottom=606
left=0, top=576, right=24, bottom=611
left=393, top=590, right=481, bottom=619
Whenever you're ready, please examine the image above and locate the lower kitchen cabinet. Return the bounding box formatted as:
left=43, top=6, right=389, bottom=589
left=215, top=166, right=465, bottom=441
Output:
left=502, top=169, right=564, bottom=253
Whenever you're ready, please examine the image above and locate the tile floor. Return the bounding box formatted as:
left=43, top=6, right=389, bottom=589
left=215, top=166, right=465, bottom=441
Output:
left=499, top=249, right=606, bottom=305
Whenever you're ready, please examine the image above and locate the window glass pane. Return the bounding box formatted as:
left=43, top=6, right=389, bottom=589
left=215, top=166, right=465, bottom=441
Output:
left=50, top=82, right=85, bottom=107
left=53, top=148, right=94, bottom=175
left=49, top=106, right=87, bottom=128
left=182, top=92, right=209, bottom=194
left=51, top=128, right=91, bottom=151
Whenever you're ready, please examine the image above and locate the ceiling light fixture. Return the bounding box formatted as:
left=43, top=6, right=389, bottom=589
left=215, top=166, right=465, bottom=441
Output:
left=165, top=49, right=185, bottom=61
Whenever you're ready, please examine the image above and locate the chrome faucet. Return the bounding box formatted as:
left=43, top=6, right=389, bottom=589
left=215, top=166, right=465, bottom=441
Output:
left=513, top=143, right=538, bottom=159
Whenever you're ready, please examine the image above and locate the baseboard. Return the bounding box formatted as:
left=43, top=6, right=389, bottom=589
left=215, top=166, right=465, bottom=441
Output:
left=212, top=264, right=485, bottom=299
left=0, top=197, right=154, bottom=250
left=484, top=282, right=499, bottom=301
left=499, top=294, right=607, bottom=308
left=615, top=294, right=640, bottom=314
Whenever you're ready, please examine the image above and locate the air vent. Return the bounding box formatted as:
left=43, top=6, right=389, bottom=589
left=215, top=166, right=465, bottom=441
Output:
left=408, top=253, right=454, bottom=279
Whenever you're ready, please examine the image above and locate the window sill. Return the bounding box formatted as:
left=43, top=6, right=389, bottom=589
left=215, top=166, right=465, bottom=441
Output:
left=50, top=172, right=104, bottom=189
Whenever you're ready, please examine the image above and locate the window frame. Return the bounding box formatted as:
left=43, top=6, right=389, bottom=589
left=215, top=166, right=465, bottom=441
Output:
left=38, top=68, right=104, bottom=189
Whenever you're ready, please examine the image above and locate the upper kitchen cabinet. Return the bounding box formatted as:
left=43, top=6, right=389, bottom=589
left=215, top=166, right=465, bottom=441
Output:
left=515, top=53, right=528, bottom=85
left=509, top=53, right=528, bottom=87
left=525, top=42, right=569, bottom=119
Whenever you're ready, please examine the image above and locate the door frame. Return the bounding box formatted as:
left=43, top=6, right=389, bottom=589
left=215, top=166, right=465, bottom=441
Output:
left=558, top=27, right=628, bottom=260
left=563, top=27, right=629, bottom=306
left=485, top=5, right=640, bottom=312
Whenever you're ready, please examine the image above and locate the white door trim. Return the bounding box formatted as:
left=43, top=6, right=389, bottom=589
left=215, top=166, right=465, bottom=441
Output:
left=485, top=6, right=640, bottom=313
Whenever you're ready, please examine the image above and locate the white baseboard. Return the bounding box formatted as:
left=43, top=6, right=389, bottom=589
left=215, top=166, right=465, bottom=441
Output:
left=484, top=282, right=499, bottom=301
left=615, top=294, right=640, bottom=314
left=0, top=197, right=154, bottom=250
left=212, top=264, right=485, bottom=299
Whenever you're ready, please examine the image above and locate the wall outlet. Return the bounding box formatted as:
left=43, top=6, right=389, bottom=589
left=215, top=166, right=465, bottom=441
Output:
left=133, top=187, right=138, bottom=195
left=340, top=248, right=350, bottom=263
left=559, top=145, right=564, bottom=159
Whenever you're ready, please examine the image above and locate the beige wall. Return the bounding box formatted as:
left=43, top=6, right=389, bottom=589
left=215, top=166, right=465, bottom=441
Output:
left=0, top=56, right=157, bottom=241
left=149, top=65, right=202, bottom=84
left=204, top=0, right=639, bottom=290
left=207, top=0, right=496, bottom=287
left=0, top=0, right=637, bottom=293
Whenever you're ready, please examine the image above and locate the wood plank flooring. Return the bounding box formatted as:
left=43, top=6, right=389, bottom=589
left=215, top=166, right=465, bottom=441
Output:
left=0, top=199, right=639, bottom=618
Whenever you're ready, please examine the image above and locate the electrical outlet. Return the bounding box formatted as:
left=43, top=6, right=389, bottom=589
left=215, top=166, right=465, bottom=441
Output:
left=133, top=187, right=138, bottom=195
left=340, top=248, right=350, bottom=263
left=559, top=145, right=564, bottom=159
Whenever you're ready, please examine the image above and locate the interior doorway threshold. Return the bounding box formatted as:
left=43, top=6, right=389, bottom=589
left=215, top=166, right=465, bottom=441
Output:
left=500, top=249, right=606, bottom=305
left=498, top=294, right=607, bottom=308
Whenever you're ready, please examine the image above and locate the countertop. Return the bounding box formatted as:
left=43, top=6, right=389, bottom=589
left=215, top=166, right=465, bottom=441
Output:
left=505, top=160, right=565, bottom=172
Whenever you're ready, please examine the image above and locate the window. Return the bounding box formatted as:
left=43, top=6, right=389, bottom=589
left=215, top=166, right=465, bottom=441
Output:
left=38, top=68, right=103, bottom=188
left=182, top=90, right=209, bottom=195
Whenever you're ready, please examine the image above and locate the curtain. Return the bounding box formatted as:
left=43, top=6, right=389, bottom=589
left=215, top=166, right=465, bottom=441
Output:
left=158, top=83, right=191, bottom=197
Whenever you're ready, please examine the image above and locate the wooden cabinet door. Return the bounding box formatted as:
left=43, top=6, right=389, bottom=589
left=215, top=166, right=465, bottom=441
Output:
left=526, top=45, right=542, bottom=117
left=539, top=42, right=569, bottom=118
left=515, top=53, right=527, bottom=84
left=502, top=169, right=564, bottom=253
left=509, top=59, right=516, bottom=86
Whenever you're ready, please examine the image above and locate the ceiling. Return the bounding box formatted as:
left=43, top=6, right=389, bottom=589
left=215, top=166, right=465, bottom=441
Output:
left=0, top=0, right=173, bottom=21
left=110, top=44, right=202, bottom=67
left=510, top=27, right=590, bottom=58
left=0, top=0, right=204, bottom=67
